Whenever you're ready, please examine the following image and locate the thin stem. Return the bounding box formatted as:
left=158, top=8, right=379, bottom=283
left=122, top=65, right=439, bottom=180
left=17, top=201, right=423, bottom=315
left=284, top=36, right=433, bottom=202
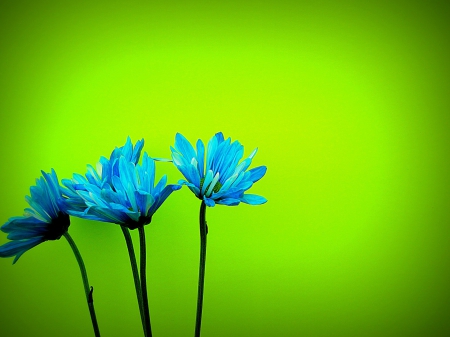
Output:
left=63, top=232, right=100, bottom=337
left=195, top=201, right=208, bottom=337
left=121, top=226, right=147, bottom=336
left=138, top=226, right=152, bottom=337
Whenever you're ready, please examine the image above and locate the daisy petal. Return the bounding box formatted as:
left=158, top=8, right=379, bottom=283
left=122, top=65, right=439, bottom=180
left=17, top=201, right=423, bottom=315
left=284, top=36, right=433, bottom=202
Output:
left=241, top=194, right=267, bottom=205
left=203, top=196, right=216, bottom=207
left=247, top=166, right=267, bottom=183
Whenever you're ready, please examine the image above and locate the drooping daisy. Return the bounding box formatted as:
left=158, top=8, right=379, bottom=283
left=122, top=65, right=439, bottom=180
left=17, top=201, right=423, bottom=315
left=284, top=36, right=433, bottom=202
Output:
left=0, top=169, right=70, bottom=263
left=0, top=168, right=101, bottom=335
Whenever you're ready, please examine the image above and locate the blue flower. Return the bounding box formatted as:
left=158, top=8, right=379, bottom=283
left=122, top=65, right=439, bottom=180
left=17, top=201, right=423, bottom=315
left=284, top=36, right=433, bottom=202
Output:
left=63, top=140, right=181, bottom=229
left=0, top=169, right=70, bottom=263
left=170, top=132, right=267, bottom=207
left=62, top=137, right=144, bottom=213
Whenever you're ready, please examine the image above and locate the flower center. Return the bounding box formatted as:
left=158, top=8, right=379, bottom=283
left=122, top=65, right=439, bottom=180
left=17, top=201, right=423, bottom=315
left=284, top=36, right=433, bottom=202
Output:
left=126, top=215, right=152, bottom=230
left=45, top=212, right=70, bottom=241
left=200, top=177, right=222, bottom=194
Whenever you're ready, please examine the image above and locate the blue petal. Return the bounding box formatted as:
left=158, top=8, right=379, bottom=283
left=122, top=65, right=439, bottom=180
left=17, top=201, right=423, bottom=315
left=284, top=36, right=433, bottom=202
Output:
left=7, top=228, right=45, bottom=240
left=67, top=209, right=102, bottom=221
left=111, top=157, right=120, bottom=177
left=100, top=187, right=122, bottom=205
left=23, top=207, right=46, bottom=221
left=216, top=141, right=240, bottom=179
left=196, top=139, right=205, bottom=177
left=87, top=205, right=128, bottom=224
left=154, top=175, right=168, bottom=195
left=84, top=165, right=97, bottom=184
left=131, top=138, right=145, bottom=164
left=240, top=194, right=267, bottom=205
left=233, top=158, right=252, bottom=177
left=186, top=163, right=201, bottom=188
left=87, top=190, right=111, bottom=209
left=121, top=136, right=133, bottom=161
left=171, top=151, right=187, bottom=167
left=119, top=157, right=138, bottom=190
left=98, top=156, right=111, bottom=183
left=77, top=190, right=94, bottom=204
left=84, top=183, right=102, bottom=196
left=147, top=184, right=181, bottom=216
left=213, top=186, right=246, bottom=200
left=61, top=178, right=75, bottom=189
left=248, top=166, right=267, bottom=183
left=134, top=190, right=155, bottom=214
left=152, top=157, right=173, bottom=162
left=41, top=169, right=61, bottom=202
left=211, top=137, right=231, bottom=173
left=126, top=209, right=141, bottom=222
left=125, top=182, right=138, bottom=212
left=213, top=174, right=236, bottom=197
left=2, top=216, right=47, bottom=232
left=205, top=172, right=220, bottom=197
left=180, top=181, right=200, bottom=197
left=175, top=163, right=200, bottom=189
left=217, top=198, right=241, bottom=206
left=201, top=170, right=214, bottom=196
left=219, top=142, right=244, bottom=183
left=215, top=132, right=225, bottom=143
left=206, top=135, right=219, bottom=173
left=203, top=196, right=216, bottom=207
left=230, top=171, right=246, bottom=189
left=72, top=173, right=89, bottom=186
left=143, top=153, right=156, bottom=191
left=233, top=180, right=253, bottom=192
left=112, top=175, right=125, bottom=194
left=25, top=195, right=52, bottom=222
left=31, top=178, right=58, bottom=218
left=137, top=167, right=150, bottom=193
left=144, top=194, right=156, bottom=214
left=248, top=147, right=258, bottom=159
left=109, top=203, right=132, bottom=212
left=175, top=133, right=197, bottom=161
left=0, top=237, right=45, bottom=264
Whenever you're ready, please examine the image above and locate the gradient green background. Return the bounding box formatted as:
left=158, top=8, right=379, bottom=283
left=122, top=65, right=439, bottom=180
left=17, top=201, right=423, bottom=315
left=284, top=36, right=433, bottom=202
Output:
left=1, top=1, right=449, bottom=336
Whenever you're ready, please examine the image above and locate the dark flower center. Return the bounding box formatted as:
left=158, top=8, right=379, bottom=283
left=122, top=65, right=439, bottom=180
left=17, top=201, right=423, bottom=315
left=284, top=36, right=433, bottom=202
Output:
left=199, top=177, right=222, bottom=195
left=125, top=215, right=152, bottom=230
left=45, top=212, right=70, bottom=241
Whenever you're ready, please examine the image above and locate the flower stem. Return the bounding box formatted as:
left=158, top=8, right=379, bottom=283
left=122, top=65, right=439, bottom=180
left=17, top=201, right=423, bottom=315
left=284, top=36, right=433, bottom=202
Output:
left=121, top=226, right=147, bottom=336
left=195, top=201, right=208, bottom=337
left=63, top=232, right=100, bottom=337
left=138, top=226, right=152, bottom=337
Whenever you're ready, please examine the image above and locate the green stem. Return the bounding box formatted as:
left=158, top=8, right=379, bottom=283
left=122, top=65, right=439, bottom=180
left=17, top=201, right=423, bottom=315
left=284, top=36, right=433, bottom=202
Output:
left=121, top=226, right=147, bottom=336
left=63, top=232, right=100, bottom=337
left=138, top=226, right=152, bottom=337
left=195, top=201, right=208, bottom=337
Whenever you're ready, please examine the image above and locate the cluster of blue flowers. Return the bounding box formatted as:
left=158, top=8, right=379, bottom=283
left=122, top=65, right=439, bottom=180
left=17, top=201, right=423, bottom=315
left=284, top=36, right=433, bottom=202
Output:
left=0, top=132, right=267, bottom=262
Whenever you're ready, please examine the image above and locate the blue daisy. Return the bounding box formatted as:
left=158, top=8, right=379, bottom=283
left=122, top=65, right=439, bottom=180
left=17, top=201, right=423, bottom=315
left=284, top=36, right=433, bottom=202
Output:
left=170, top=132, right=267, bottom=207
left=62, top=136, right=144, bottom=214
left=0, top=169, right=70, bottom=263
left=63, top=141, right=180, bottom=229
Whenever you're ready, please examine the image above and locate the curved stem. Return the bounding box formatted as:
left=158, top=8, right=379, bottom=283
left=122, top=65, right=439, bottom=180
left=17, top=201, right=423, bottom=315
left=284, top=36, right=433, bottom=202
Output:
left=138, top=226, right=152, bottom=337
left=63, top=232, right=100, bottom=337
left=121, top=226, right=147, bottom=336
left=195, top=201, right=208, bottom=337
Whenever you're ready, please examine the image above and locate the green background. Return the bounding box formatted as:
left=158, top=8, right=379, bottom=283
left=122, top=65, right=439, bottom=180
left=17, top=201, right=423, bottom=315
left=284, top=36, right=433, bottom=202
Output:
left=1, top=1, right=449, bottom=336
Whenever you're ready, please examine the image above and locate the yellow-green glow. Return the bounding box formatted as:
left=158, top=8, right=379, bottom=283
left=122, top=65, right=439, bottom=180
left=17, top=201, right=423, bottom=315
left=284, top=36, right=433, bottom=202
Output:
left=1, top=1, right=449, bottom=336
